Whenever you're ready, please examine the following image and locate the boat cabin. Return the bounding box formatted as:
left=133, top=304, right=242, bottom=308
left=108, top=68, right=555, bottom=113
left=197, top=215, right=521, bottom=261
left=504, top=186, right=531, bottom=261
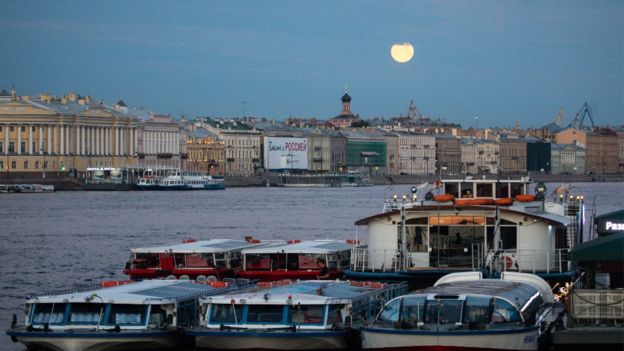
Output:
left=124, top=238, right=272, bottom=280
left=236, top=240, right=363, bottom=281
left=7, top=279, right=255, bottom=351
left=187, top=280, right=408, bottom=350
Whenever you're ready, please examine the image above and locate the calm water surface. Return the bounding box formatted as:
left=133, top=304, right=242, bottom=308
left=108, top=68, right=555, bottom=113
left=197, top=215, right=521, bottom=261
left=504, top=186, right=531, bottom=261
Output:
left=1, top=182, right=622, bottom=350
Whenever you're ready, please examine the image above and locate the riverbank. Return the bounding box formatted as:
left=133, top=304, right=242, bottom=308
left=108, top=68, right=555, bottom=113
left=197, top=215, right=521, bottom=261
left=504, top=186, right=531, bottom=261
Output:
left=0, top=172, right=621, bottom=190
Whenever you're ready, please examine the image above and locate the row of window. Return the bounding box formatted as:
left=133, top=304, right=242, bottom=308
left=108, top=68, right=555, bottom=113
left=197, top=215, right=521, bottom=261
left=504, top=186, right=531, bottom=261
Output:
left=0, top=160, right=49, bottom=170
left=209, top=303, right=341, bottom=326
left=31, top=303, right=165, bottom=327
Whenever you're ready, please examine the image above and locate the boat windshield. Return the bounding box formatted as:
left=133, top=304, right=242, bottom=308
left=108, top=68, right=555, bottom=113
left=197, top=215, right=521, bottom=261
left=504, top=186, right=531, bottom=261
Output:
left=245, top=254, right=277, bottom=270
left=376, top=298, right=401, bottom=327
left=425, top=299, right=463, bottom=324
left=107, top=304, right=147, bottom=326
left=210, top=304, right=244, bottom=324
left=492, top=298, right=522, bottom=324
left=31, top=303, right=67, bottom=325
left=247, top=305, right=284, bottom=323
left=463, top=296, right=491, bottom=324
left=68, top=303, right=106, bottom=324
left=287, top=305, right=325, bottom=325
left=400, top=296, right=426, bottom=325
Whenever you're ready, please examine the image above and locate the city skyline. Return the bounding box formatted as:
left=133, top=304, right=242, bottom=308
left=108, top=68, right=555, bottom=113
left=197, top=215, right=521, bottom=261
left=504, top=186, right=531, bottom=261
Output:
left=1, top=1, right=622, bottom=128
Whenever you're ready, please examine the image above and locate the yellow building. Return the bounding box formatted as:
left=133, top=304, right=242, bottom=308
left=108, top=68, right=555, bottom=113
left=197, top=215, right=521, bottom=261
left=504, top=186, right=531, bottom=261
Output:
left=0, top=89, right=139, bottom=178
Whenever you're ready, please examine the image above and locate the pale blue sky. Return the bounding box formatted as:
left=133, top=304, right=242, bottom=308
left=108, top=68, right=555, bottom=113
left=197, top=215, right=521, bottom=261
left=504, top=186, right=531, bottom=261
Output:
left=1, top=1, right=622, bottom=127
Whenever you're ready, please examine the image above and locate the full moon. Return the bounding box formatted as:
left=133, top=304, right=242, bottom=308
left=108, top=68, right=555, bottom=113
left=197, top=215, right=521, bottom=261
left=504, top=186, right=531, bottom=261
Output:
left=390, top=42, right=414, bottom=63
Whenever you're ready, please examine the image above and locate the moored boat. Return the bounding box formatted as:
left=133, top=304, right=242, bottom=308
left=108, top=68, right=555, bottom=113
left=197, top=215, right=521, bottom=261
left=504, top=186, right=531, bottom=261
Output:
left=236, top=239, right=364, bottom=281
left=346, top=177, right=585, bottom=288
left=361, top=271, right=561, bottom=351
left=157, top=169, right=225, bottom=190
left=186, top=280, right=408, bottom=350
left=124, top=238, right=275, bottom=280
left=6, top=279, right=256, bottom=351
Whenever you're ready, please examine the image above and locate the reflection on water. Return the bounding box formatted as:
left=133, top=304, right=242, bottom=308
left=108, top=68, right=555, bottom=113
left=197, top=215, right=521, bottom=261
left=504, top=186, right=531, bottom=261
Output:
left=0, top=182, right=621, bottom=350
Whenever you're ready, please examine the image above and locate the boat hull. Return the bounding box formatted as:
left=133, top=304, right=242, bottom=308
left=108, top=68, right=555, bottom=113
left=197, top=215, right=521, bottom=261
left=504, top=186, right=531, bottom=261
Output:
left=360, top=326, right=540, bottom=351
left=189, top=329, right=348, bottom=350
left=7, top=329, right=182, bottom=351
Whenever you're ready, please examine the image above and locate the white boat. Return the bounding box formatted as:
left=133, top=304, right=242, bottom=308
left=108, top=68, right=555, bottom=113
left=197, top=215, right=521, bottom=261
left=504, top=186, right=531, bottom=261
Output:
left=15, top=184, right=55, bottom=193
left=7, top=279, right=255, bottom=351
left=157, top=169, right=225, bottom=190
left=345, top=177, right=585, bottom=288
left=361, top=271, right=561, bottom=351
left=186, top=280, right=408, bottom=350
left=136, top=169, right=159, bottom=190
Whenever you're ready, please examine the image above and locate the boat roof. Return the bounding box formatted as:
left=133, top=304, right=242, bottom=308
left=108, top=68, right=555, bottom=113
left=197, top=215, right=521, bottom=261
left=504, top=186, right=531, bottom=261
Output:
left=131, top=238, right=272, bottom=254
left=242, top=240, right=361, bottom=255
left=355, top=205, right=570, bottom=226
left=204, top=280, right=394, bottom=305
left=412, top=279, right=540, bottom=308
left=27, top=280, right=246, bottom=304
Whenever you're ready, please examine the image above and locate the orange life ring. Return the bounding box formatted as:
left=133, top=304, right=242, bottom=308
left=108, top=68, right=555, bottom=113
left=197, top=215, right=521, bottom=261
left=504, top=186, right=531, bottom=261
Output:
left=287, top=239, right=301, bottom=244
left=515, top=194, right=536, bottom=202
left=346, top=239, right=360, bottom=244
left=433, top=194, right=455, bottom=202
left=210, top=281, right=229, bottom=288
left=502, top=255, right=515, bottom=269
left=494, top=197, right=513, bottom=206
left=182, top=238, right=197, bottom=243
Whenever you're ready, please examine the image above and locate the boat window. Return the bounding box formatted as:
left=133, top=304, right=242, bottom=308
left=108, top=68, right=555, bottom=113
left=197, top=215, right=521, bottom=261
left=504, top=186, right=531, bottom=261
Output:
left=186, top=254, right=213, bottom=268
left=406, top=226, right=428, bottom=253
left=406, top=217, right=428, bottom=225
left=134, top=253, right=159, bottom=268
left=338, top=251, right=351, bottom=269
left=246, top=305, right=285, bottom=324
left=425, top=299, right=463, bottom=324
left=510, top=183, right=524, bottom=197
left=32, top=303, right=67, bottom=324
left=496, top=183, right=510, bottom=198
left=209, top=304, right=243, bottom=324
left=492, top=298, right=522, bottom=323
left=287, top=305, right=325, bottom=325
left=327, top=304, right=342, bottom=325
left=245, top=254, right=276, bottom=270
left=476, top=183, right=493, bottom=197
left=376, top=298, right=401, bottom=327
left=108, top=304, right=146, bottom=325
left=400, top=296, right=425, bottom=325
left=174, top=254, right=185, bottom=268
left=444, top=182, right=459, bottom=198
left=68, top=303, right=105, bottom=324
left=148, top=305, right=167, bottom=327
left=500, top=227, right=517, bottom=250
left=298, top=254, right=321, bottom=270
left=463, top=296, right=491, bottom=324
left=214, top=253, right=227, bottom=267
left=460, top=182, right=473, bottom=198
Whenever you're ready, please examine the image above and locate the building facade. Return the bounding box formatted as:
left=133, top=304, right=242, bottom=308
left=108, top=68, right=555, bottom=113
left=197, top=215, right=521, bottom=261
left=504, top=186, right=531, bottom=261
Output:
left=556, top=128, right=620, bottom=174
left=498, top=137, right=527, bottom=174
left=435, top=135, right=461, bottom=175
left=136, top=113, right=182, bottom=170
left=185, top=128, right=225, bottom=175
left=550, top=144, right=586, bottom=175
left=396, top=132, right=436, bottom=175
left=200, top=118, right=261, bottom=176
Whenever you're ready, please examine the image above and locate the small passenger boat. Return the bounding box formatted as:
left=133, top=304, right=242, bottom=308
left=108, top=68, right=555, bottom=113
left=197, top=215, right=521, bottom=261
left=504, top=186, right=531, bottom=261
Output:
left=186, top=280, right=408, bottom=350
left=158, top=169, right=225, bottom=190
left=361, top=271, right=560, bottom=351
left=236, top=240, right=363, bottom=281
left=124, top=238, right=273, bottom=280
left=6, top=279, right=256, bottom=351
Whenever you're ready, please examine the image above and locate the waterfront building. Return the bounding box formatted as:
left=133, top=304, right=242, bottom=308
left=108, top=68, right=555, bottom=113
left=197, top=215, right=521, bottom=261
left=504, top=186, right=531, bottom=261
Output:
left=526, top=140, right=552, bottom=174
left=341, top=130, right=387, bottom=176
left=550, top=143, right=586, bottom=175
left=305, top=128, right=332, bottom=173
left=460, top=138, right=499, bottom=174
left=330, top=131, right=347, bottom=173
left=556, top=127, right=620, bottom=174
left=434, top=134, right=462, bottom=175
left=185, top=127, right=225, bottom=175
left=384, top=132, right=400, bottom=175
left=395, top=132, right=436, bottom=175
left=618, top=129, right=624, bottom=173
left=328, top=92, right=360, bottom=128
left=498, top=135, right=527, bottom=174
left=0, top=89, right=138, bottom=177
left=135, top=112, right=183, bottom=170
left=200, top=118, right=261, bottom=176
left=383, top=100, right=461, bottom=134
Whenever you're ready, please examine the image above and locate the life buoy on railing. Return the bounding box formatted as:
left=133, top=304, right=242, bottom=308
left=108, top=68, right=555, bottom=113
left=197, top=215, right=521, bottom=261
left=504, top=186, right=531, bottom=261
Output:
left=346, top=239, right=360, bottom=244
left=433, top=194, right=455, bottom=202
left=182, top=238, right=197, bottom=243
left=287, top=239, right=301, bottom=244
left=501, top=255, right=516, bottom=269
left=210, top=281, right=229, bottom=288
left=101, top=280, right=133, bottom=288
left=493, top=197, right=513, bottom=206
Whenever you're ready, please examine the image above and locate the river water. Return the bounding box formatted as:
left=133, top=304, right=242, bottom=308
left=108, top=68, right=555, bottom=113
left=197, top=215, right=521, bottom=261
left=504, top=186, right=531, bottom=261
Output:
left=1, top=182, right=622, bottom=350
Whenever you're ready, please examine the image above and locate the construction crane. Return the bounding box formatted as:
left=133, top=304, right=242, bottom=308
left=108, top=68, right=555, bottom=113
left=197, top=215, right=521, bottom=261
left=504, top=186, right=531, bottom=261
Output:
left=568, top=102, right=595, bottom=129
left=553, top=107, right=565, bottom=127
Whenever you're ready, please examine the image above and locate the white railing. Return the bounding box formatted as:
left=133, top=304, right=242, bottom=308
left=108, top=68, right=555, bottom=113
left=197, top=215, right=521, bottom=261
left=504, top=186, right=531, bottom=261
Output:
left=350, top=247, right=409, bottom=272
left=487, top=248, right=570, bottom=274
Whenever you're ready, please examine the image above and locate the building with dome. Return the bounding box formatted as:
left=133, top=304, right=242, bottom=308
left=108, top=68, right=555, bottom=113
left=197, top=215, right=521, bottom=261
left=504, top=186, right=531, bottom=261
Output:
left=328, top=91, right=360, bottom=128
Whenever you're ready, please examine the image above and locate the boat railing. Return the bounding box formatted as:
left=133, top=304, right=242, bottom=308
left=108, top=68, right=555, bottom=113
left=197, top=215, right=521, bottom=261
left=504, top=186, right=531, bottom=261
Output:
left=488, top=248, right=570, bottom=274
left=350, top=247, right=414, bottom=272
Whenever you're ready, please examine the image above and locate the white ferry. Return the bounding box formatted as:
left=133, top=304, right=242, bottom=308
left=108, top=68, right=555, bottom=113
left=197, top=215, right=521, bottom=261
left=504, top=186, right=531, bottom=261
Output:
left=186, top=280, right=408, bottom=350
left=157, top=169, right=225, bottom=190
left=361, top=271, right=561, bottom=351
left=6, top=279, right=255, bottom=351
left=346, top=177, right=585, bottom=288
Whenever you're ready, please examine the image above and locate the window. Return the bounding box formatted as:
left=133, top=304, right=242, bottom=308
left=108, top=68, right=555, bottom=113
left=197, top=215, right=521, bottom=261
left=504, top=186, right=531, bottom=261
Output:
left=11, top=160, right=16, bottom=169
left=148, top=305, right=167, bottom=327
left=21, top=126, right=25, bottom=132
left=376, top=298, right=400, bottom=327
left=209, top=304, right=243, bottom=324
left=400, top=296, right=426, bottom=325
left=108, top=304, right=146, bottom=325
left=68, top=303, right=105, bottom=324
left=288, top=305, right=324, bottom=325
left=425, top=299, right=463, bottom=324
left=0, top=161, right=3, bottom=170
left=9, top=141, right=14, bottom=153
left=463, top=296, right=491, bottom=324
left=246, top=305, right=284, bottom=323
left=20, top=141, right=25, bottom=153
left=32, top=126, right=36, bottom=132
left=35, top=161, right=39, bottom=169
left=0, top=141, right=3, bottom=153
left=492, top=298, right=521, bottom=323
left=23, top=161, right=28, bottom=169
left=10, top=126, right=14, bottom=132
left=32, top=303, right=67, bottom=324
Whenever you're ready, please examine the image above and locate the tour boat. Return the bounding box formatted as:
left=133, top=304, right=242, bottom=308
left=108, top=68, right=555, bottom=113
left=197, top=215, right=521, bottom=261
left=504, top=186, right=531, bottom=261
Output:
left=361, top=271, right=561, bottom=351
left=15, top=184, right=55, bottom=193
left=186, top=279, right=408, bottom=350
left=345, top=177, right=585, bottom=288
left=235, top=240, right=364, bottom=281
left=6, top=279, right=256, bottom=351
left=157, top=169, right=225, bottom=190
left=136, top=169, right=160, bottom=190
left=124, top=238, right=274, bottom=280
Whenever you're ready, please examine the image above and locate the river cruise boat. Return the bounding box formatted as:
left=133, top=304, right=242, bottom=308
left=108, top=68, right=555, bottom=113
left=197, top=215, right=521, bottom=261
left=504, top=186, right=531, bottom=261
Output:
left=361, top=271, right=560, bottom=351
left=186, top=280, right=408, bottom=350
left=345, top=177, right=585, bottom=288
left=136, top=169, right=160, bottom=190
left=236, top=240, right=364, bottom=281
left=6, top=279, right=256, bottom=351
left=15, top=184, right=55, bottom=193
left=157, top=169, right=225, bottom=190
left=124, top=238, right=274, bottom=280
